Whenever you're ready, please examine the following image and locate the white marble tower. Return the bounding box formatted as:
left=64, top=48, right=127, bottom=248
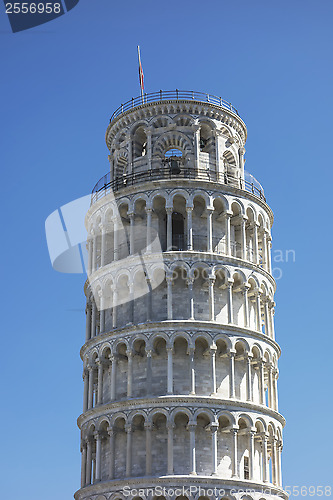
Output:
left=75, top=91, right=286, bottom=500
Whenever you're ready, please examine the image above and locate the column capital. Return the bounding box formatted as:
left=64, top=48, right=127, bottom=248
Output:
left=125, top=423, right=132, bottom=433
left=187, top=422, right=197, bottom=431
left=93, top=431, right=102, bottom=441
left=144, top=422, right=153, bottom=431
left=166, top=206, right=173, bottom=214
left=145, top=207, right=153, bottom=214
left=166, top=422, right=175, bottom=430
left=186, top=205, right=194, bottom=212
left=146, top=349, right=153, bottom=358
left=239, top=146, right=246, bottom=156
left=209, top=423, right=219, bottom=433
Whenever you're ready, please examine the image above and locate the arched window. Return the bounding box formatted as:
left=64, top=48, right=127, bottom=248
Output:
left=133, top=127, right=147, bottom=158
left=172, top=212, right=185, bottom=250
left=164, top=148, right=183, bottom=174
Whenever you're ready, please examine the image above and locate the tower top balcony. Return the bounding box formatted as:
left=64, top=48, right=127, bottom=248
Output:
left=106, top=89, right=247, bottom=149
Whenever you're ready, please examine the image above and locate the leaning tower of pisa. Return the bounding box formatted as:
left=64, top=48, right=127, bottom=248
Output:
left=75, top=91, right=287, bottom=500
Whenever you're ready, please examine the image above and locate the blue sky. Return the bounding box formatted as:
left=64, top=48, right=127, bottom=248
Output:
left=1, top=1, right=332, bottom=498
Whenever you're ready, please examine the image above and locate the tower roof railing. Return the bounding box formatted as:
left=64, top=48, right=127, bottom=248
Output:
left=110, top=90, right=239, bottom=122
left=91, top=167, right=265, bottom=205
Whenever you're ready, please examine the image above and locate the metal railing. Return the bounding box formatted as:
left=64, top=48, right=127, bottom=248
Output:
left=91, top=167, right=266, bottom=204
left=109, top=90, right=239, bottom=123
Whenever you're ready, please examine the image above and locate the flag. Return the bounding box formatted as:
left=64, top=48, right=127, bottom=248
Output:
left=137, top=46, right=144, bottom=94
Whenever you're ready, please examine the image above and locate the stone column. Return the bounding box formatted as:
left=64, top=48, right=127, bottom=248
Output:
left=269, top=301, right=276, bottom=340
left=91, top=302, right=96, bottom=338
left=129, top=282, right=134, bottom=324
left=81, top=441, right=87, bottom=487
left=267, top=235, right=272, bottom=273
left=113, top=217, right=119, bottom=261
left=166, top=207, right=173, bottom=251
left=125, top=424, right=132, bottom=477
left=224, top=212, right=232, bottom=256
left=92, top=231, right=97, bottom=273
left=210, top=346, right=217, bottom=394
left=229, top=350, right=236, bottom=398
left=211, top=423, right=219, bottom=475
left=108, top=428, right=115, bottom=479
left=188, top=422, right=197, bottom=475
left=242, top=284, right=250, bottom=327
left=110, top=355, right=117, bottom=401
left=263, top=297, right=270, bottom=336
left=258, top=360, right=265, bottom=405
left=87, top=238, right=93, bottom=275
left=207, top=208, right=213, bottom=252
left=86, top=439, right=92, bottom=485
left=277, top=440, right=283, bottom=487
left=146, top=128, right=152, bottom=170
left=249, top=429, right=255, bottom=480
left=97, top=361, right=103, bottom=405
left=167, top=422, right=174, bottom=474
left=262, top=230, right=268, bottom=271
left=167, top=347, right=173, bottom=394
left=100, top=225, right=106, bottom=267
left=127, top=350, right=133, bottom=398
left=99, top=293, right=105, bottom=334
left=186, top=206, right=193, bottom=250
left=146, top=207, right=153, bottom=253
left=240, top=216, right=247, bottom=260
left=239, top=146, right=246, bottom=181
left=83, top=369, right=89, bottom=412
left=85, top=303, right=91, bottom=342
left=227, top=280, right=234, bottom=324
left=215, top=130, right=222, bottom=177
left=255, top=290, right=262, bottom=332
left=231, top=428, right=238, bottom=477
left=253, top=222, right=259, bottom=264
left=127, top=135, right=133, bottom=174
left=189, top=347, right=195, bottom=394
left=273, top=368, right=279, bottom=411
left=208, top=277, right=215, bottom=321
left=246, top=353, right=253, bottom=401
left=166, top=276, right=173, bottom=320
left=146, top=349, right=152, bottom=396
left=145, top=422, right=153, bottom=476
left=129, top=212, right=135, bottom=254
left=194, top=125, right=200, bottom=170
left=262, top=433, right=269, bottom=482
left=88, top=366, right=94, bottom=410
left=271, top=437, right=277, bottom=485
left=94, top=432, right=102, bottom=482
left=187, top=278, right=194, bottom=320
left=146, top=278, right=152, bottom=321
left=267, top=363, right=273, bottom=408
left=112, top=288, right=117, bottom=329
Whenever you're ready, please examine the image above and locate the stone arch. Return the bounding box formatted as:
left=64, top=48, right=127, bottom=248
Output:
left=153, top=130, right=193, bottom=158
left=173, top=113, right=195, bottom=127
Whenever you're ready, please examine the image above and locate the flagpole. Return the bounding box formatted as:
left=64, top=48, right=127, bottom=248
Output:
left=137, top=45, right=144, bottom=104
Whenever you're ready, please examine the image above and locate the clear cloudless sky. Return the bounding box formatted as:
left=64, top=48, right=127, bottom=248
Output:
left=0, top=1, right=332, bottom=499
